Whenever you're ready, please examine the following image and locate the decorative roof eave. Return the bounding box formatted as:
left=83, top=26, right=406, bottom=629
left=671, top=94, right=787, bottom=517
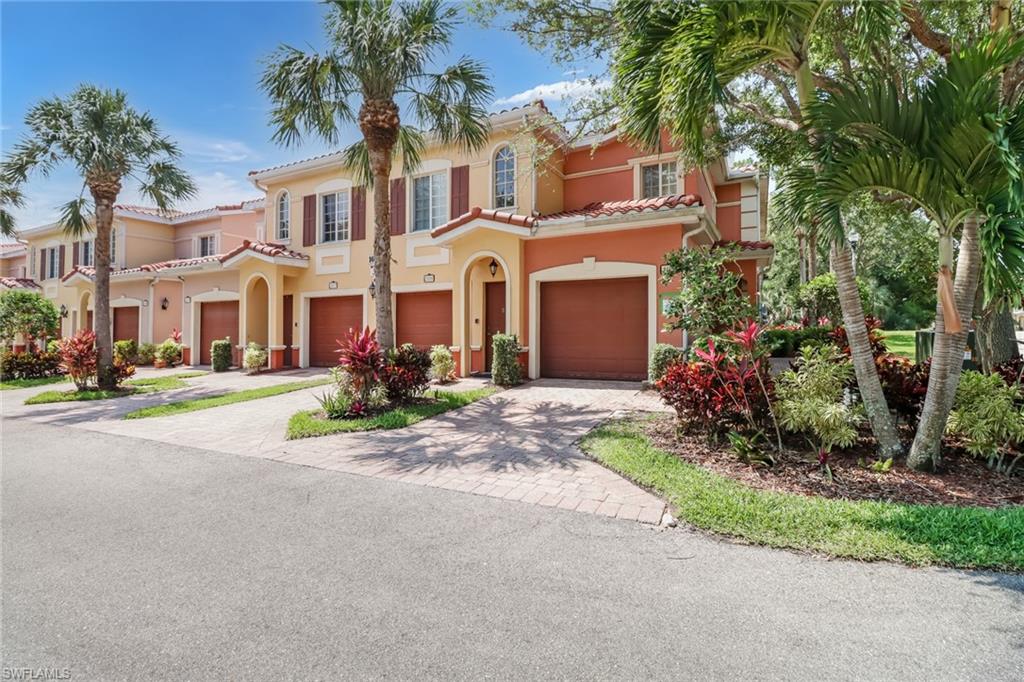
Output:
left=219, top=240, right=310, bottom=269
left=248, top=102, right=560, bottom=184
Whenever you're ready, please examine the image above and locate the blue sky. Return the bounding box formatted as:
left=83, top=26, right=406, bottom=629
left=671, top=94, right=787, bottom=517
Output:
left=1, top=1, right=603, bottom=229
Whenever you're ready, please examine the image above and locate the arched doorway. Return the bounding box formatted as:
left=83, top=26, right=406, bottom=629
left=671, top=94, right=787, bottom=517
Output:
left=460, top=252, right=510, bottom=375
left=79, top=291, right=93, bottom=332
left=244, top=274, right=270, bottom=353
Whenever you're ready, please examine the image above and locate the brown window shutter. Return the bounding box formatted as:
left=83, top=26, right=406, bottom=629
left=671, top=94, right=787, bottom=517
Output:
left=40, top=248, right=46, bottom=279
left=58, top=245, right=66, bottom=277
left=451, top=165, right=469, bottom=218
left=302, top=194, right=316, bottom=246
left=352, top=187, right=366, bottom=240
left=390, top=178, right=406, bottom=235
left=72, top=241, right=80, bottom=268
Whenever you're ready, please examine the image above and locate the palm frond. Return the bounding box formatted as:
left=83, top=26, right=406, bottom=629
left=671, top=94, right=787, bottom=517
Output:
left=408, top=56, right=493, bottom=151
left=138, top=161, right=198, bottom=209
left=58, top=196, right=93, bottom=239
left=341, top=140, right=371, bottom=186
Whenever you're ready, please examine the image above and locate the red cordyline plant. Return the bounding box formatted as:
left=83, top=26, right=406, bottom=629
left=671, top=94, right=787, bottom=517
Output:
left=336, top=327, right=384, bottom=403
left=724, top=321, right=782, bottom=451
left=59, top=329, right=98, bottom=390
left=170, top=327, right=182, bottom=343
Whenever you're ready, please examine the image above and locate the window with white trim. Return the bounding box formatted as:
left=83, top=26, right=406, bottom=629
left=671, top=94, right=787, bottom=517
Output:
left=109, top=230, right=117, bottom=266
left=198, top=235, right=216, bottom=257
left=641, top=160, right=678, bottom=198
left=412, top=171, right=447, bottom=232
left=46, top=247, right=59, bottom=280
left=81, top=240, right=94, bottom=267
left=320, top=191, right=350, bottom=243
left=494, top=146, right=515, bottom=209
left=29, top=247, right=36, bottom=276
left=277, top=191, right=290, bottom=240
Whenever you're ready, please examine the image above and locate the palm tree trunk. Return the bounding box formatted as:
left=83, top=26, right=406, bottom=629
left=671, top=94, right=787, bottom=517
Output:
left=976, top=296, right=1020, bottom=372
left=92, top=193, right=115, bottom=390
left=368, top=144, right=395, bottom=349
left=908, top=215, right=983, bottom=470
left=831, top=243, right=904, bottom=457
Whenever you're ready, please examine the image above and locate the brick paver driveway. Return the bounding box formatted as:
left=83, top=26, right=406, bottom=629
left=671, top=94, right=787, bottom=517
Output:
left=9, top=373, right=670, bottom=524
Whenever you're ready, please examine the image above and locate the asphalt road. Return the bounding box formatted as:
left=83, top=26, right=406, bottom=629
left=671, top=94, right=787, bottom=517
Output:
left=3, top=419, right=1022, bottom=681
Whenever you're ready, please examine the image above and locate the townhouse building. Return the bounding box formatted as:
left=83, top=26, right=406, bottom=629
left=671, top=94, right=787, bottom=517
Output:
left=14, top=102, right=772, bottom=380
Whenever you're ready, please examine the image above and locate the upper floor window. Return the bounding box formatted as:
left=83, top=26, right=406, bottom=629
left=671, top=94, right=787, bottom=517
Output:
left=110, top=230, right=117, bottom=266
left=321, top=191, right=350, bottom=243
left=198, top=235, right=216, bottom=257
left=412, top=171, right=447, bottom=232
left=81, top=240, right=94, bottom=267
left=277, top=191, right=290, bottom=241
left=494, top=146, right=515, bottom=209
left=46, top=247, right=60, bottom=280
left=641, top=161, right=678, bottom=198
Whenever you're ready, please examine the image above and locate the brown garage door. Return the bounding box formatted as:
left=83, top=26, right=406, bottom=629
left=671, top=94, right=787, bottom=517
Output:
left=396, top=291, right=452, bottom=349
left=113, top=306, right=139, bottom=344
left=308, top=295, right=362, bottom=367
left=200, top=301, right=239, bottom=365
left=540, top=277, right=648, bottom=380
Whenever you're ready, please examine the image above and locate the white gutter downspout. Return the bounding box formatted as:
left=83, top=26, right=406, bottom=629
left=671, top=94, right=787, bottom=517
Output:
left=679, top=220, right=706, bottom=351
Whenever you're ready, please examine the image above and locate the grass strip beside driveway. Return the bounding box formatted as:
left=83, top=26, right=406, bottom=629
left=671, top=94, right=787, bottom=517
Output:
left=123, top=377, right=331, bottom=420
left=24, top=372, right=207, bottom=405
left=287, top=387, right=497, bottom=439
left=1, top=376, right=69, bottom=390
left=580, top=418, right=1024, bottom=572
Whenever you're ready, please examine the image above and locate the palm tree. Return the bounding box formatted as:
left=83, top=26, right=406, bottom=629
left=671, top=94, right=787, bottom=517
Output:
left=778, top=33, right=1024, bottom=469
left=260, top=0, right=493, bottom=349
left=1, top=85, right=196, bottom=389
left=612, top=0, right=906, bottom=458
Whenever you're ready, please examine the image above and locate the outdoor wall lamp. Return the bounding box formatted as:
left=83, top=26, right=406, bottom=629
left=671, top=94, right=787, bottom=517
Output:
left=161, top=297, right=169, bottom=310
left=489, top=258, right=498, bottom=277
left=59, top=304, right=68, bottom=318
left=184, top=296, right=191, bottom=304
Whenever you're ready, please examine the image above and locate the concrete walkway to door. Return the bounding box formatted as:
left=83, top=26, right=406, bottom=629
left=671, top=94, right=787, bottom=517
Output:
left=64, top=378, right=671, bottom=524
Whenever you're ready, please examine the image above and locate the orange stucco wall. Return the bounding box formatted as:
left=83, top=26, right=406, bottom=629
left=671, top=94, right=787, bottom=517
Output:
left=152, top=279, right=183, bottom=343
left=521, top=224, right=684, bottom=346
left=564, top=169, right=633, bottom=210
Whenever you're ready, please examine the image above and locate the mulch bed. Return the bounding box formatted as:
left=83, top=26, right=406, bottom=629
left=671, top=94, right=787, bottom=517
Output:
left=644, top=414, right=1024, bottom=509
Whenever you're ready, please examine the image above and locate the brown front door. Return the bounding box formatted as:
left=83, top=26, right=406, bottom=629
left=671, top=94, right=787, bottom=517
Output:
left=539, top=277, right=648, bottom=381
left=200, top=301, right=239, bottom=365
left=86, top=310, right=94, bottom=331
left=395, top=291, right=453, bottom=349
left=484, top=281, right=505, bottom=371
left=113, top=306, right=140, bottom=343
left=282, top=294, right=294, bottom=366
left=308, top=295, right=362, bottom=367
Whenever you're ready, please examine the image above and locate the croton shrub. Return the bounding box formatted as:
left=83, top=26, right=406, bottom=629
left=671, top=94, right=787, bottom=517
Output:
left=0, top=350, right=63, bottom=379
left=382, top=343, right=431, bottom=404
left=59, top=330, right=99, bottom=390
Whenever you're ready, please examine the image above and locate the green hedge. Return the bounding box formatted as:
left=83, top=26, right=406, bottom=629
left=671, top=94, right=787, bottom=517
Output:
left=210, top=339, right=233, bottom=372
left=491, top=333, right=522, bottom=386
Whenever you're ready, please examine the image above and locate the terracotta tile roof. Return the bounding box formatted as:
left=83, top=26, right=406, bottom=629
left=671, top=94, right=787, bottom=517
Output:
left=431, top=207, right=537, bottom=238
left=0, top=277, right=40, bottom=290
left=716, top=239, right=774, bottom=251
left=219, top=240, right=309, bottom=263
left=61, top=241, right=306, bottom=282
left=540, top=194, right=701, bottom=221
left=431, top=194, right=703, bottom=240
left=114, top=198, right=265, bottom=223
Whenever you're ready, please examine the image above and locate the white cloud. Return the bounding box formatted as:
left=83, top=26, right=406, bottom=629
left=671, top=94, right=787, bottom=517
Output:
left=492, top=78, right=610, bottom=110
left=172, top=131, right=256, bottom=164
left=175, top=171, right=257, bottom=211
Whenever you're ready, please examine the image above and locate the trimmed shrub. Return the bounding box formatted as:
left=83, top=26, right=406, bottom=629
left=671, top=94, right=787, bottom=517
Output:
left=136, top=342, right=157, bottom=365
left=156, top=339, right=182, bottom=366
left=383, top=343, right=431, bottom=404
left=430, top=344, right=456, bottom=383
left=649, top=343, right=685, bottom=381
left=210, top=339, right=233, bottom=372
left=243, top=342, right=268, bottom=375
left=1, top=349, right=63, bottom=379
left=58, top=330, right=98, bottom=390
left=491, top=333, right=522, bottom=386
left=113, top=339, right=138, bottom=365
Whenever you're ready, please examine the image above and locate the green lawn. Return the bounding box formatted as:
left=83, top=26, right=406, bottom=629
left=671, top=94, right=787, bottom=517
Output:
left=122, top=377, right=332, bottom=419
left=24, top=372, right=207, bottom=405
left=881, top=330, right=917, bottom=360
left=580, top=418, right=1023, bottom=571
left=287, top=387, right=497, bottom=439
left=0, top=375, right=69, bottom=391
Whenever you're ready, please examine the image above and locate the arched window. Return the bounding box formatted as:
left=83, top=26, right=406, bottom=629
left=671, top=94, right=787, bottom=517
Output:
left=277, top=191, right=290, bottom=240
left=494, top=146, right=515, bottom=209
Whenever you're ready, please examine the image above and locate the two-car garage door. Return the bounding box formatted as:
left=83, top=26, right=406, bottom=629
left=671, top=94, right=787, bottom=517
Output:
left=539, top=277, right=648, bottom=381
